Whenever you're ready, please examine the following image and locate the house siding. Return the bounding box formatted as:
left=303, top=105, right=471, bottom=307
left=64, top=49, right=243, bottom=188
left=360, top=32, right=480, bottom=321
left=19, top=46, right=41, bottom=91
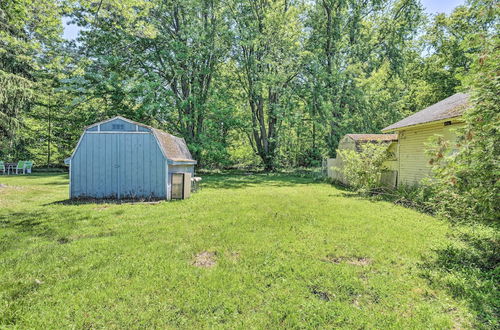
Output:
left=397, top=120, right=464, bottom=186
left=384, top=142, right=398, bottom=171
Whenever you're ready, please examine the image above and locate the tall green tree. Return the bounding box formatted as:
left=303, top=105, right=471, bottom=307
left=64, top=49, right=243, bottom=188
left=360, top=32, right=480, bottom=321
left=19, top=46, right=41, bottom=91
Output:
left=69, top=0, right=233, bottom=165
left=0, top=0, right=64, bottom=162
left=303, top=0, right=424, bottom=156
left=229, top=0, right=305, bottom=170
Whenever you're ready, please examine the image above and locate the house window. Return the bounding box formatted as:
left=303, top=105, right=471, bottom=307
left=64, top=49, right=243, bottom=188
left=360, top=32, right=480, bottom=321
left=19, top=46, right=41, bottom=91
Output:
left=112, top=124, right=124, bottom=130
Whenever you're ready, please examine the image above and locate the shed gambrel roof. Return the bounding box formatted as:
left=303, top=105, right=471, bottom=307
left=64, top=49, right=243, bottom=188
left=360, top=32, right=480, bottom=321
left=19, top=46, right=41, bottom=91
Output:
left=382, top=93, right=469, bottom=132
left=79, top=116, right=195, bottom=163
left=151, top=129, right=194, bottom=162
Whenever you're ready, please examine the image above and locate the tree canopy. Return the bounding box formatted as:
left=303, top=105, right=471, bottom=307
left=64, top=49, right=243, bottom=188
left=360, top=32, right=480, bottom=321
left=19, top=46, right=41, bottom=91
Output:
left=0, top=0, right=498, bottom=170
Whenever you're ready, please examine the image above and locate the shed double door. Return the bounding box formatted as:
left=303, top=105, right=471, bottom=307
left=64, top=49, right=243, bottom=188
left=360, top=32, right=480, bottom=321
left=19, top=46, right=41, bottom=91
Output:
left=103, top=133, right=165, bottom=199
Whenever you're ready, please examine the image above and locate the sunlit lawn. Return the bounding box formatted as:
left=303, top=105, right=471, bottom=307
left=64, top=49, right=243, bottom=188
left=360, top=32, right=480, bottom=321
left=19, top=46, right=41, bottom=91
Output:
left=0, top=172, right=483, bottom=328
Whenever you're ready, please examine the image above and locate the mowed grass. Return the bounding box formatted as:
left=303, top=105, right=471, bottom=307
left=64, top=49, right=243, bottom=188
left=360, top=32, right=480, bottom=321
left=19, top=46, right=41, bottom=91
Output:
left=0, top=173, right=476, bottom=328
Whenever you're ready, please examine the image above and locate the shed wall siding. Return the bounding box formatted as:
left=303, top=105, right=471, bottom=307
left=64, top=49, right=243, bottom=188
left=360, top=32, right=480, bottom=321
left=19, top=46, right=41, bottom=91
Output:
left=168, top=164, right=195, bottom=174
left=398, top=121, right=464, bottom=186
left=71, top=132, right=166, bottom=198
left=99, top=118, right=137, bottom=131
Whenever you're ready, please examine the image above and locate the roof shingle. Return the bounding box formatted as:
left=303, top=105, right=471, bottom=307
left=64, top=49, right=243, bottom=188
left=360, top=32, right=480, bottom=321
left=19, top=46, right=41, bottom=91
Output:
left=382, top=93, right=469, bottom=132
left=152, top=129, right=194, bottom=162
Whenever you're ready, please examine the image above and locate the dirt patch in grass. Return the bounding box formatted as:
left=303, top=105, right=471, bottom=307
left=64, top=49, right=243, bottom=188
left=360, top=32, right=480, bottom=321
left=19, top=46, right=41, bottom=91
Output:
left=346, top=257, right=372, bottom=266
left=193, top=251, right=216, bottom=268
left=0, top=184, right=21, bottom=191
left=310, top=286, right=334, bottom=301
left=57, top=237, right=71, bottom=244
left=227, top=251, right=240, bottom=262
left=93, top=205, right=110, bottom=211
left=324, top=255, right=372, bottom=266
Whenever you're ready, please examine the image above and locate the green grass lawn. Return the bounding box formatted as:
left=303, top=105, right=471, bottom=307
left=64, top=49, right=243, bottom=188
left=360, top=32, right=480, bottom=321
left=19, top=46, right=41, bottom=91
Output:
left=0, top=173, right=487, bottom=328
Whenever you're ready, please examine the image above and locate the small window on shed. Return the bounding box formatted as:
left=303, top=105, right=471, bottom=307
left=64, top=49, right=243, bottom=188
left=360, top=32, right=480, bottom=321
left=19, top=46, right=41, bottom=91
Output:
left=112, top=124, right=125, bottom=130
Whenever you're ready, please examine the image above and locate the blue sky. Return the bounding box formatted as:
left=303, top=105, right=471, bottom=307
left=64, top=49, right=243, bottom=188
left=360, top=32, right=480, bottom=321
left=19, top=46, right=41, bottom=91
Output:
left=421, top=0, right=465, bottom=14
left=62, top=0, right=466, bottom=40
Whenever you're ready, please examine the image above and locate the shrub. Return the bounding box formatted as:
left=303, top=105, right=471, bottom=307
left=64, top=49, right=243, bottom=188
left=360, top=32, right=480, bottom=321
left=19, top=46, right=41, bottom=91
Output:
left=335, top=142, right=390, bottom=194
left=384, top=183, right=435, bottom=213
left=425, top=35, right=499, bottom=224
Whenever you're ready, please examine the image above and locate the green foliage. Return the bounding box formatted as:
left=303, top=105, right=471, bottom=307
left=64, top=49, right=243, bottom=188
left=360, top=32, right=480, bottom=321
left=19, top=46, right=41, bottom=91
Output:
left=303, top=0, right=425, bottom=156
left=0, top=0, right=496, bottom=172
left=336, top=142, right=390, bottom=194
left=382, top=183, right=435, bottom=214
left=425, top=2, right=499, bottom=224
left=229, top=0, right=307, bottom=170
left=0, top=0, right=64, bottom=163
left=66, top=0, right=235, bottom=167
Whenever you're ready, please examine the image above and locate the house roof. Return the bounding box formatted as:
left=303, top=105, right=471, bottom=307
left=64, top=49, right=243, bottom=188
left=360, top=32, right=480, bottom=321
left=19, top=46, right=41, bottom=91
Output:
left=346, top=134, right=398, bottom=142
left=82, top=116, right=195, bottom=163
left=382, top=93, right=469, bottom=132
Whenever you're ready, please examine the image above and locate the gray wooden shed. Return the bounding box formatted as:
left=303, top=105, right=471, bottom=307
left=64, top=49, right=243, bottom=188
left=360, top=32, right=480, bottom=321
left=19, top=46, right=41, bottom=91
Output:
left=67, top=116, right=196, bottom=200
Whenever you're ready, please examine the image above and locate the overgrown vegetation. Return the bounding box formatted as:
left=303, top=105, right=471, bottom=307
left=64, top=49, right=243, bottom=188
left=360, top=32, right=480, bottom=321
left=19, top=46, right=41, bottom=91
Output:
left=335, top=142, right=391, bottom=194
left=425, top=28, right=499, bottom=225
left=1, top=173, right=496, bottom=328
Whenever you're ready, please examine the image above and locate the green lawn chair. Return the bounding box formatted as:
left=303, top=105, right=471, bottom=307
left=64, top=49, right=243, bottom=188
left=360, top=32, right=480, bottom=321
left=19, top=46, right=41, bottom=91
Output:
left=15, top=161, right=25, bottom=174
left=24, top=161, right=33, bottom=174
left=0, top=161, right=5, bottom=175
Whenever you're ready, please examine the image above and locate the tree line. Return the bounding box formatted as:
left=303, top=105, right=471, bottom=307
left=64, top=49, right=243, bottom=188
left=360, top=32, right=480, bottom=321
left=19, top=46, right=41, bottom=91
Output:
left=0, top=0, right=497, bottom=170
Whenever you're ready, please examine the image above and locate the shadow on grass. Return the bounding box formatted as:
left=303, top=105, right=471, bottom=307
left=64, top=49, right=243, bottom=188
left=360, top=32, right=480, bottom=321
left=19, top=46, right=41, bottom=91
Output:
left=0, top=208, right=98, bottom=253
left=39, top=180, right=68, bottom=186
left=332, top=183, right=499, bottom=327
left=45, top=172, right=325, bottom=204
left=0, top=211, right=57, bottom=242
left=2, top=172, right=67, bottom=178
left=200, top=172, right=316, bottom=190
left=419, top=223, right=499, bottom=327
left=1, top=173, right=68, bottom=186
